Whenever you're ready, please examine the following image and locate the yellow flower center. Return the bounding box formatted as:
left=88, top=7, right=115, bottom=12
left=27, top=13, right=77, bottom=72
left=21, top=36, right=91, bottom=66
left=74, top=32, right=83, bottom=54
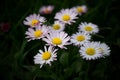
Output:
left=84, top=26, right=93, bottom=31
left=86, top=48, right=95, bottom=55
left=42, top=51, right=51, bottom=60
left=31, top=19, right=39, bottom=26
left=77, top=7, right=83, bottom=13
left=44, top=9, right=50, bottom=13
left=34, top=30, right=43, bottom=38
left=53, top=24, right=60, bottom=30
left=52, top=37, right=62, bottom=45
left=76, top=35, right=85, bottom=41
left=62, top=14, right=70, bottom=21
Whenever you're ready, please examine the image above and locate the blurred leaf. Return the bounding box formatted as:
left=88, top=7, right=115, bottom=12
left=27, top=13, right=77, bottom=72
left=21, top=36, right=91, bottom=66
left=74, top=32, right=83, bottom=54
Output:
left=117, top=38, right=120, bottom=48
left=64, top=67, right=74, bottom=79
left=71, top=60, right=82, bottom=73
left=73, top=77, right=82, bottom=80
left=59, top=51, right=69, bottom=67
left=100, top=27, right=112, bottom=30
left=14, top=40, right=27, bottom=59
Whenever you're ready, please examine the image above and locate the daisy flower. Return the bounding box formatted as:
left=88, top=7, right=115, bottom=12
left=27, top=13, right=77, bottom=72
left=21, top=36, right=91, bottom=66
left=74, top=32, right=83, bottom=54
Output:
left=39, top=5, right=54, bottom=14
left=50, top=21, right=65, bottom=32
left=72, top=5, right=87, bottom=16
left=23, top=14, right=46, bottom=27
left=78, top=22, right=99, bottom=34
left=42, top=31, right=70, bottom=49
left=25, top=25, right=49, bottom=41
left=98, top=43, right=111, bottom=57
left=79, top=42, right=102, bottom=60
left=54, top=9, right=78, bottom=25
left=70, top=32, right=91, bottom=46
left=34, top=46, right=58, bottom=68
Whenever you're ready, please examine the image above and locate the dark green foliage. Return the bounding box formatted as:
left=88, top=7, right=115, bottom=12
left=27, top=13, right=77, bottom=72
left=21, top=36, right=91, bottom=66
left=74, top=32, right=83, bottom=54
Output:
left=0, top=0, right=120, bottom=80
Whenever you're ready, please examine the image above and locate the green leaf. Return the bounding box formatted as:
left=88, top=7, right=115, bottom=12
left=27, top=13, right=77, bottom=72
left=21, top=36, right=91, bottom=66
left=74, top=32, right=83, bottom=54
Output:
left=59, top=51, right=69, bottom=67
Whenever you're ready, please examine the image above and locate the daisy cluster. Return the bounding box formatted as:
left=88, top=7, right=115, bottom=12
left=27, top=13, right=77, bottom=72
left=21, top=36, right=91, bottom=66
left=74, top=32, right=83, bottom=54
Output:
left=23, top=5, right=110, bottom=68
